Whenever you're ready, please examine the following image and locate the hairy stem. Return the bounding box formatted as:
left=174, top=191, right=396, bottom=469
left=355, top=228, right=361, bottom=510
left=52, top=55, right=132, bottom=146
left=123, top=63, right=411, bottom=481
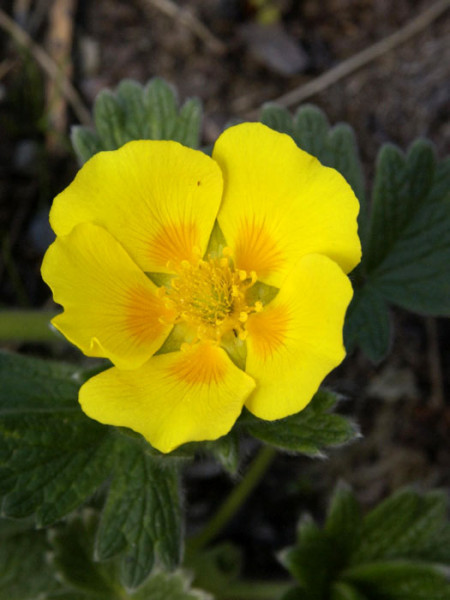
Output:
left=189, top=444, right=277, bottom=553
left=0, top=310, right=58, bottom=342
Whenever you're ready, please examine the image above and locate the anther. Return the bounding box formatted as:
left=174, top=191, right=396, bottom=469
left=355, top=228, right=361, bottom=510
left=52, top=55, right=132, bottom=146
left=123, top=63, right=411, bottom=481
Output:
left=239, top=312, right=248, bottom=323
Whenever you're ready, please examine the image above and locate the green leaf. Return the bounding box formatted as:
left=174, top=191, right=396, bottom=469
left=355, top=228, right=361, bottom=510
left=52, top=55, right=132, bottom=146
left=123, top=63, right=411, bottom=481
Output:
left=325, top=483, right=362, bottom=562
left=94, top=90, right=128, bottom=150
left=50, top=510, right=122, bottom=599
left=0, top=350, right=82, bottom=415
left=173, top=98, right=202, bottom=148
left=330, top=582, right=368, bottom=600
left=96, top=440, right=182, bottom=589
left=280, top=515, right=335, bottom=597
left=0, top=353, right=115, bottom=525
left=0, top=518, right=61, bottom=599
left=0, top=412, right=116, bottom=525
left=240, top=390, right=359, bottom=456
left=344, top=284, right=392, bottom=363
left=144, top=77, right=179, bottom=140
left=279, top=486, right=450, bottom=600
left=343, top=561, right=450, bottom=600
left=72, top=77, right=203, bottom=164
left=185, top=542, right=241, bottom=597
left=132, top=571, right=212, bottom=600
left=0, top=351, right=183, bottom=589
left=70, top=126, right=102, bottom=164
left=365, top=142, right=450, bottom=315
left=117, top=79, right=147, bottom=140
left=206, top=432, right=240, bottom=475
left=260, top=103, right=294, bottom=135
left=351, top=488, right=449, bottom=564
left=51, top=510, right=210, bottom=600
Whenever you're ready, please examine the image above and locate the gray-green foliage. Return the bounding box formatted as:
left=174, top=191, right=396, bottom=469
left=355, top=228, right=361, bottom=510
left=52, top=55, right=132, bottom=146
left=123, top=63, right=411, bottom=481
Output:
left=261, top=104, right=450, bottom=362
left=280, top=484, right=450, bottom=600
left=71, top=78, right=202, bottom=163
left=0, top=351, right=182, bottom=590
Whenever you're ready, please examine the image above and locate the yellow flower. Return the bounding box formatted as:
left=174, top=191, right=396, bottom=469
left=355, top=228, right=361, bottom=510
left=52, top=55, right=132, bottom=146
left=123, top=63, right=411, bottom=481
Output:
left=42, top=123, right=361, bottom=453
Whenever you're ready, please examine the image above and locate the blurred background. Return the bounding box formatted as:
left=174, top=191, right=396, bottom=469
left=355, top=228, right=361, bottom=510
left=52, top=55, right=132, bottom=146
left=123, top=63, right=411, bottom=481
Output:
left=0, top=0, right=449, bottom=579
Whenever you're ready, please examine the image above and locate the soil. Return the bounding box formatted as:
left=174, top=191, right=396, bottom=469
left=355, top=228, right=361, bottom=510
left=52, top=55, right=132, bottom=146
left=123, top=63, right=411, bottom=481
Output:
left=1, top=0, right=449, bottom=581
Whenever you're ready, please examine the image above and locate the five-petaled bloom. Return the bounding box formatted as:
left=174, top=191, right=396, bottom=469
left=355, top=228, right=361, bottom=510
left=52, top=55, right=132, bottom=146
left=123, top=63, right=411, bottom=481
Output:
left=42, top=123, right=361, bottom=453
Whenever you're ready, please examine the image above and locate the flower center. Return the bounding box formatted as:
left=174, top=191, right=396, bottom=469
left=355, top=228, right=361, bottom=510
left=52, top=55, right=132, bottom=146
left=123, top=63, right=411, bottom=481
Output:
left=163, top=250, right=262, bottom=342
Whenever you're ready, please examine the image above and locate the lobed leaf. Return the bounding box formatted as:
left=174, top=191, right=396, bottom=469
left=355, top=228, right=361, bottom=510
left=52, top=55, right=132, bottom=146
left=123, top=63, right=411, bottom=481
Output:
left=96, top=439, right=182, bottom=589
left=350, top=488, right=449, bottom=564
left=0, top=351, right=183, bottom=589
left=72, top=77, right=203, bottom=164
left=0, top=350, right=82, bottom=415
left=366, top=145, right=450, bottom=315
left=279, top=486, right=450, bottom=600
left=0, top=412, right=116, bottom=525
left=343, top=561, right=450, bottom=600
left=50, top=511, right=210, bottom=600
left=240, top=389, right=359, bottom=456
left=0, top=518, right=61, bottom=599
left=343, top=284, right=392, bottom=363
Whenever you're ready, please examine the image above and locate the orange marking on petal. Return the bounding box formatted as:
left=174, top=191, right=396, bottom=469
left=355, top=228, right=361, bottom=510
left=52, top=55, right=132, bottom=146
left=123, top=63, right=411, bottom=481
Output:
left=169, top=344, right=226, bottom=385
left=234, top=218, right=284, bottom=278
left=125, top=285, right=172, bottom=343
left=148, top=221, right=199, bottom=268
left=247, top=304, right=290, bottom=361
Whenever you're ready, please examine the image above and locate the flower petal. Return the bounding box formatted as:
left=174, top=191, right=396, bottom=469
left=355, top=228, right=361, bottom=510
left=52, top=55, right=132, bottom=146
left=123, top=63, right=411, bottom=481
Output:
left=41, top=223, right=173, bottom=369
left=244, top=254, right=352, bottom=420
left=79, top=342, right=256, bottom=453
left=213, top=123, right=361, bottom=287
left=50, top=140, right=223, bottom=273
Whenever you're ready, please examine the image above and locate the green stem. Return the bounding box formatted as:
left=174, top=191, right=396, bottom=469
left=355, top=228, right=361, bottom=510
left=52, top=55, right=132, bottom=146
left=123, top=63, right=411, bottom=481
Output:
left=188, top=445, right=277, bottom=553
left=218, top=580, right=291, bottom=600
left=0, top=310, right=58, bottom=342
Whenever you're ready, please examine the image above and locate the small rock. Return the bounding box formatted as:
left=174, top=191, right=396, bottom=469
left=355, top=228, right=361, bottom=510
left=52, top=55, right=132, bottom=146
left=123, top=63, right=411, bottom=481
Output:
left=239, top=22, right=309, bottom=76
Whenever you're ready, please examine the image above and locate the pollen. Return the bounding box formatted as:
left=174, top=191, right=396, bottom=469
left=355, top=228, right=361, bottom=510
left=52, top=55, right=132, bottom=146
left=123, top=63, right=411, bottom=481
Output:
left=163, top=250, right=261, bottom=342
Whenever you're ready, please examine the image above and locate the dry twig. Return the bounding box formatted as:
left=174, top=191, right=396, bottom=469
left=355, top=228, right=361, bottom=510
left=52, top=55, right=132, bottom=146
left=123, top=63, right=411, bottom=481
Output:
left=141, top=0, right=227, bottom=55
left=238, top=0, right=450, bottom=115
left=45, top=0, right=78, bottom=150
left=0, top=7, right=91, bottom=126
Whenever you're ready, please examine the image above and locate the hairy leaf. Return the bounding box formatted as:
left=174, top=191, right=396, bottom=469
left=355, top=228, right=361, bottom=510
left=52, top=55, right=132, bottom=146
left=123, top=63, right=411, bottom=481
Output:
left=72, top=77, right=203, bottom=164
left=96, top=440, right=182, bottom=589
left=0, top=351, right=183, bottom=589
left=0, top=518, right=61, bottom=599
left=240, top=390, right=359, bottom=456
left=366, top=144, right=450, bottom=315
left=344, top=284, right=392, bottom=363
left=280, top=486, right=450, bottom=600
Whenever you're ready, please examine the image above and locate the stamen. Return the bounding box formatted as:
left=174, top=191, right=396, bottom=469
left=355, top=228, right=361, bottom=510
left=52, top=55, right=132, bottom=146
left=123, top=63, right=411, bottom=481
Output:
left=164, top=253, right=260, bottom=343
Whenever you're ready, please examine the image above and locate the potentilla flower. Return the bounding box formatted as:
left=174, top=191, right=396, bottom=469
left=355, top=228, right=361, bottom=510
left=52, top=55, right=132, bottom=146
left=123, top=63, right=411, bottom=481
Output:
left=42, top=123, right=361, bottom=453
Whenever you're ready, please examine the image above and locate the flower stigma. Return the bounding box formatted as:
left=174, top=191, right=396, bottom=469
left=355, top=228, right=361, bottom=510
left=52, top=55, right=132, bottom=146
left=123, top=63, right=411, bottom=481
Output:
left=161, top=247, right=262, bottom=343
